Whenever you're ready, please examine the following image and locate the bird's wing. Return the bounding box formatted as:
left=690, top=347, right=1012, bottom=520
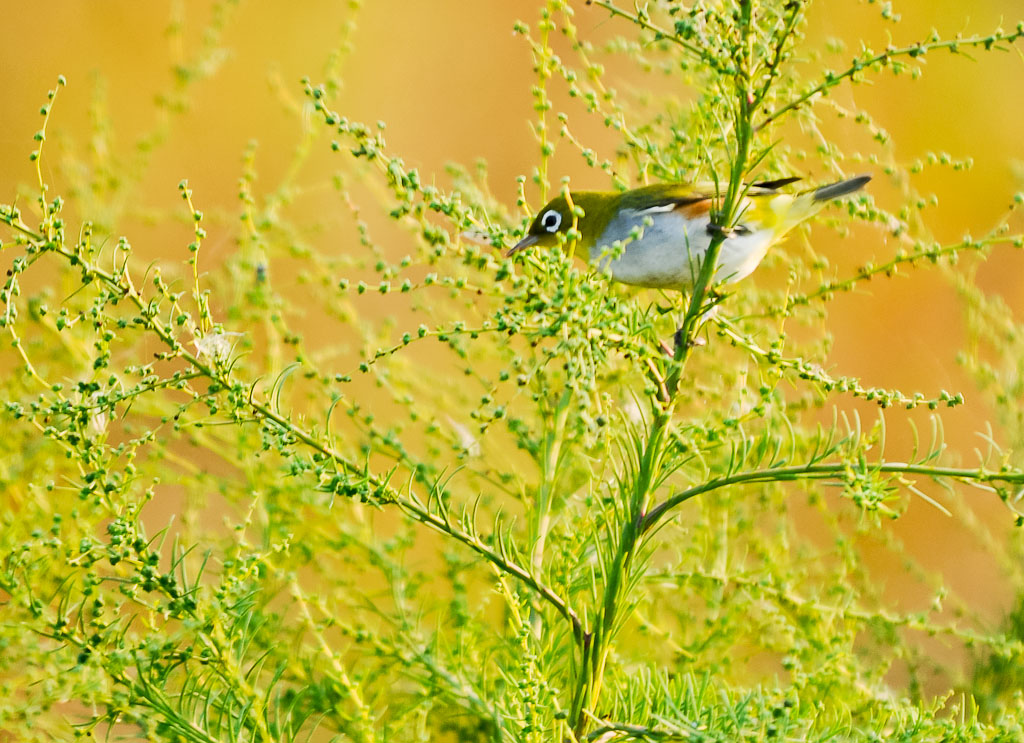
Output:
left=621, top=184, right=713, bottom=217
left=625, top=178, right=802, bottom=217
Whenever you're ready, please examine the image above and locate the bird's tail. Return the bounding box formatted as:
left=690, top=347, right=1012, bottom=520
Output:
left=809, top=174, right=872, bottom=203
left=768, top=174, right=871, bottom=235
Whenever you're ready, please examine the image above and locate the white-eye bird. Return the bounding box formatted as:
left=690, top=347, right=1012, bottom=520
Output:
left=509, top=175, right=870, bottom=290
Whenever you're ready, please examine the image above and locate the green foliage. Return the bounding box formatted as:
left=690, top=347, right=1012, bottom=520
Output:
left=3, top=1, right=1024, bottom=741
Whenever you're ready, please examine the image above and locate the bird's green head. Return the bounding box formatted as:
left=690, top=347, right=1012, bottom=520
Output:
left=507, top=192, right=615, bottom=257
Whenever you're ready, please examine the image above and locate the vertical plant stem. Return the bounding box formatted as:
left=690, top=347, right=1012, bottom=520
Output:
left=571, top=415, right=670, bottom=734
left=570, top=3, right=761, bottom=735
left=530, top=387, right=571, bottom=636
left=533, top=2, right=557, bottom=203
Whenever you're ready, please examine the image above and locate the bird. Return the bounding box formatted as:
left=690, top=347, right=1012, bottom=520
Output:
left=508, top=175, right=870, bottom=291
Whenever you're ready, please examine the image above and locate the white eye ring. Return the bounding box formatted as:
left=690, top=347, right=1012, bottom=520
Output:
left=540, top=210, right=562, bottom=233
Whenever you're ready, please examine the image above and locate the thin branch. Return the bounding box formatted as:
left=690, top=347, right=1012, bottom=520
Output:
left=3, top=230, right=585, bottom=644
left=758, top=25, right=1024, bottom=130
left=585, top=0, right=706, bottom=61
left=643, top=461, right=1024, bottom=534
left=397, top=495, right=585, bottom=640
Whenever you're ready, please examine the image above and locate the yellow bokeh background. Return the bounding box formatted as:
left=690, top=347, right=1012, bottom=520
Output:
left=2, top=0, right=1024, bottom=693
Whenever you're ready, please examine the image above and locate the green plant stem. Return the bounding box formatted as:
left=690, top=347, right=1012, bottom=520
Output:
left=777, top=232, right=1021, bottom=314
left=570, top=4, right=762, bottom=734
left=533, top=2, right=555, bottom=203
left=571, top=415, right=671, bottom=733
left=713, top=317, right=963, bottom=409
left=398, top=494, right=584, bottom=640
left=530, top=387, right=572, bottom=636
left=641, top=461, right=1024, bottom=534
left=2, top=219, right=586, bottom=644
left=757, top=25, right=1024, bottom=131
left=586, top=0, right=706, bottom=60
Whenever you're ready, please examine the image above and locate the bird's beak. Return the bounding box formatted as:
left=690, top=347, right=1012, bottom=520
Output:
left=506, top=234, right=538, bottom=257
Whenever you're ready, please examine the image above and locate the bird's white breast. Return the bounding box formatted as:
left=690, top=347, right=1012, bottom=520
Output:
left=591, top=208, right=774, bottom=290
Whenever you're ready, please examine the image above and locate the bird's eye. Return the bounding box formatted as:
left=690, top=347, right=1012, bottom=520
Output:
left=540, top=210, right=562, bottom=233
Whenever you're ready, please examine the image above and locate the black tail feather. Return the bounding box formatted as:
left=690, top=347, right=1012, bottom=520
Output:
left=752, top=176, right=802, bottom=190
left=811, top=175, right=871, bottom=202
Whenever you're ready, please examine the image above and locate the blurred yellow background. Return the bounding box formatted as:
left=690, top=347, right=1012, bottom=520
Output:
left=2, top=0, right=1023, bottom=686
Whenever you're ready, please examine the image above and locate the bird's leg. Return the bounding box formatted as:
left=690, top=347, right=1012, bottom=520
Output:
left=705, top=223, right=740, bottom=240
left=661, top=318, right=707, bottom=357
left=665, top=327, right=706, bottom=355
left=661, top=299, right=689, bottom=357
left=665, top=287, right=723, bottom=356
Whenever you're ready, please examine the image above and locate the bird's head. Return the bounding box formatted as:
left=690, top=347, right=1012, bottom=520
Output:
left=507, top=192, right=610, bottom=257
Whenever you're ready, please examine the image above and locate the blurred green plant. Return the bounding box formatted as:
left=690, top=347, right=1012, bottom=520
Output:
left=3, top=1, right=1024, bottom=741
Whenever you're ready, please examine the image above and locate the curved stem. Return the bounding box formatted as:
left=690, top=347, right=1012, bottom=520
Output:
left=757, top=27, right=1024, bottom=131
left=398, top=495, right=585, bottom=641
left=642, top=461, right=1024, bottom=535
left=4, top=229, right=586, bottom=647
